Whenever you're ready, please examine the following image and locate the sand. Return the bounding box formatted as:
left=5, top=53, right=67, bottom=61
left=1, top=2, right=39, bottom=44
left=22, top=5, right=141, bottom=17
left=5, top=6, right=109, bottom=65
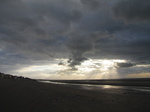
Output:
left=0, top=79, right=150, bottom=112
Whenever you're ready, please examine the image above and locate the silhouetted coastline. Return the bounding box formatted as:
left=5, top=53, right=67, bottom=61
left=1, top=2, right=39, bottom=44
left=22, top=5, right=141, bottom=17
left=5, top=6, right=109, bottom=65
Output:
left=0, top=72, right=34, bottom=80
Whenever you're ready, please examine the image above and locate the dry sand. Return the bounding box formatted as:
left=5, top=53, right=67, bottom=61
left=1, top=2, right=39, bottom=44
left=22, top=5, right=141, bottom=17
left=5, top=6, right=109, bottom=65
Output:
left=0, top=79, right=150, bottom=112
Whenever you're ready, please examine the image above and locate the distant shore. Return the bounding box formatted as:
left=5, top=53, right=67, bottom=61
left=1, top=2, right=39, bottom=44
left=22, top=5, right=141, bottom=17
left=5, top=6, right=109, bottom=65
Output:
left=1, top=79, right=150, bottom=112
left=0, top=72, right=33, bottom=80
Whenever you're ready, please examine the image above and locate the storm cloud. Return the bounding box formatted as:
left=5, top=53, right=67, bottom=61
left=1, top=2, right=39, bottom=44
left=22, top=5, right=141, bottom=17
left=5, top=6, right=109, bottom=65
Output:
left=117, top=62, right=135, bottom=68
left=113, top=0, right=150, bottom=23
left=0, top=0, right=150, bottom=79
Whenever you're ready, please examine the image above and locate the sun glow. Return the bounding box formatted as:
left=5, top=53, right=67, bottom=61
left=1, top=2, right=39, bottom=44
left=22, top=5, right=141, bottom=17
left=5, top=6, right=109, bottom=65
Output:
left=77, top=59, right=126, bottom=79
left=15, top=59, right=127, bottom=79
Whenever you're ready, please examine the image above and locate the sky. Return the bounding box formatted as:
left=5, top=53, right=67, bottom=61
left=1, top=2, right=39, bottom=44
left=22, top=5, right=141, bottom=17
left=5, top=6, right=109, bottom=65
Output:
left=0, top=0, right=150, bottom=79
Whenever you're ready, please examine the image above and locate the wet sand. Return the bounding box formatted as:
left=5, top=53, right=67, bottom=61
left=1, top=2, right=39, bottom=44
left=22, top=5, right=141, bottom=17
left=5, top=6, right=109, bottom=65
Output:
left=0, top=79, right=150, bottom=112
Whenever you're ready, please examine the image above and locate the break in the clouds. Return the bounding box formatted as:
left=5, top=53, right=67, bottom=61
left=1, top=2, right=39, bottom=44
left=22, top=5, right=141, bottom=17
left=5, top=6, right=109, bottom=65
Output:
left=0, top=0, right=150, bottom=79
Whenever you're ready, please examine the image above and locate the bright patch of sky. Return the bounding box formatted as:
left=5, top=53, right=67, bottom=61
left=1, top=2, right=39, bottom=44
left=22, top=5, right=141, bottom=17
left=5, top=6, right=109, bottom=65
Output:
left=7, top=59, right=149, bottom=79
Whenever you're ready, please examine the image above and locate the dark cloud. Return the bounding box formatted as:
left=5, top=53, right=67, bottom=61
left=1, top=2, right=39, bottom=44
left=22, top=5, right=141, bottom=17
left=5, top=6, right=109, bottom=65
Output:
left=117, top=65, right=150, bottom=77
left=113, top=0, right=150, bottom=23
left=66, top=31, right=111, bottom=68
left=68, top=57, right=88, bottom=68
left=28, top=0, right=82, bottom=26
left=0, top=0, right=150, bottom=78
left=117, top=62, right=135, bottom=68
left=58, top=61, right=65, bottom=66
left=66, top=33, right=92, bottom=68
left=1, top=0, right=150, bottom=62
left=0, top=0, right=70, bottom=60
left=80, top=0, right=101, bottom=10
left=0, top=0, right=37, bottom=29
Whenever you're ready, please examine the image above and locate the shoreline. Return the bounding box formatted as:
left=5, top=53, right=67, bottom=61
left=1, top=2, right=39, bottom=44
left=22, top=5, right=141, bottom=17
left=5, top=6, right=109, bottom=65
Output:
left=38, top=78, right=150, bottom=87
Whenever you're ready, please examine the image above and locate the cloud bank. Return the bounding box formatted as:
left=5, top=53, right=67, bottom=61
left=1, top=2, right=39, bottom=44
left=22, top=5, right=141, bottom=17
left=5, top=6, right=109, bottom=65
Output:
left=0, top=0, right=150, bottom=79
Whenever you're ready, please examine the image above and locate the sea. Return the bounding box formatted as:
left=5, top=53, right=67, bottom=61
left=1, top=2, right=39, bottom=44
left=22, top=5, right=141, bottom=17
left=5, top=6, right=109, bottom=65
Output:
left=39, top=79, right=150, bottom=94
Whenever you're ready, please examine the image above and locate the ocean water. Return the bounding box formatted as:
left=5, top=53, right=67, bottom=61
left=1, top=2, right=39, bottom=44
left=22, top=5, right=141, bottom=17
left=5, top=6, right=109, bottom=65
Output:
left=39, top=80, right=150, bottom=93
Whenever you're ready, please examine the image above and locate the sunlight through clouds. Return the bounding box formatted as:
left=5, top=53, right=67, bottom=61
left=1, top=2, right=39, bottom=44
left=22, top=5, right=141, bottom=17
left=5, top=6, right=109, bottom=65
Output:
left=14, top=59, right=127, bottom=79
left=7, top=57, right=150, bottom=79
left=0, top=0, right=150, bottom=79
left=52, top=59, right=126, bottom=79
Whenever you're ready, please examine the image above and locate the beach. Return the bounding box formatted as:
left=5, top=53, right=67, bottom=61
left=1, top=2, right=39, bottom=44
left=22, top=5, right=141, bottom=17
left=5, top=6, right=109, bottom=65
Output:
left=0, top=79, right=150, bottom=112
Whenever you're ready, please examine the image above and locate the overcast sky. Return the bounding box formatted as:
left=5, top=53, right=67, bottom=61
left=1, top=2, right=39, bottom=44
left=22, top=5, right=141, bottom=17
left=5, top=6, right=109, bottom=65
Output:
left=0, top=0, right=150, bottom=79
